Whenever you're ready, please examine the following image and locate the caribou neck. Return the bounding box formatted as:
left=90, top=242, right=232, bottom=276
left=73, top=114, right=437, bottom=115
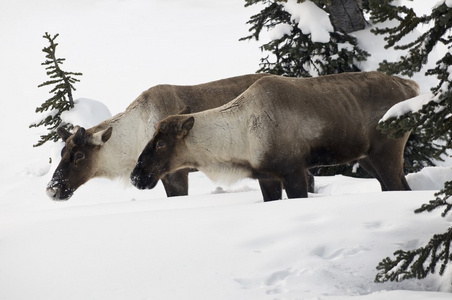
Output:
left=183, top=108, right=255, bottom=185
left=95, top=108, right=162, bottom=181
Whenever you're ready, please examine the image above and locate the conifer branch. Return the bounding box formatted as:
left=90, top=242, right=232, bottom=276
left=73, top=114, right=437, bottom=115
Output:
left=416, top=181, right=452, bottom=217
left=375, top=227, right=452, bottom=282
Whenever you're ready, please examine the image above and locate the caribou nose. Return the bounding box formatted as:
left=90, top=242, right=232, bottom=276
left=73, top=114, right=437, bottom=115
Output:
left=46, top=186, right=60, bottom=199
left=130, top=174, right=143, bottom=189
left=130, top=167, right=142, bottom=188
left=46, top=185, right=72, bottom=201
left=46, top=178, right=74, bottom=201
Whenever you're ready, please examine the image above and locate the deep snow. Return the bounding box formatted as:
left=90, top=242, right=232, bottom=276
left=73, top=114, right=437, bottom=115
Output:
left=1, top=0, right=451, bottom=299
left=1, top=170, right=452, bottom=300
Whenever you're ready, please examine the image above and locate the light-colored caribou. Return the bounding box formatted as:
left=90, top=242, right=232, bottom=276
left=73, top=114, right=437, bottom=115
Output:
left=131, top=72, right=419, bottom=201
left=46, top=73, right=271, bottom=200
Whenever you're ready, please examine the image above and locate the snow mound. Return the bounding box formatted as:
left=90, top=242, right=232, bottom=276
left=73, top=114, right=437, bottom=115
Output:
left=61, top=98, right=112, bottom=128
left=407, top=166, right=452, bottom=190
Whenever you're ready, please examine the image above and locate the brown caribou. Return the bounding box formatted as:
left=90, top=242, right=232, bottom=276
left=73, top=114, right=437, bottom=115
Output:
left=46, top=73, right=272, bottom=200
left=131, top=72, right=419, bottom=201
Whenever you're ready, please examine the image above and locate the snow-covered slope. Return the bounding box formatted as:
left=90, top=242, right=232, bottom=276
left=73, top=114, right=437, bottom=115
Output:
left=1, top=171, right=452, bottom=300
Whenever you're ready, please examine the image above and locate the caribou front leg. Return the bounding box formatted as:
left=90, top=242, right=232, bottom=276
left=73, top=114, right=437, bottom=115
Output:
left=161, top=169, right=190, bottom=197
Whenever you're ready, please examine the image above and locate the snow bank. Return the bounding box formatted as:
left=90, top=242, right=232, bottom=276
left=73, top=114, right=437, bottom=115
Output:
left=60, top=98, right=112, bottom=128
left=315, top=175, right=381, bottom=195
left=282, top=0, right=333, bottom=43
left=407, top=166, right=452, bottom=190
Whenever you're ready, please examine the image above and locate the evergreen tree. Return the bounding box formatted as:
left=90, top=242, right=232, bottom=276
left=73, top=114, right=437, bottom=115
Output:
left=371, top=1, right=452, bottom=283
left=30, top=32, right=82, bottom=147
left=241, top=0, right=370, bottom=177
left=240, top=0, right=369, bottom=77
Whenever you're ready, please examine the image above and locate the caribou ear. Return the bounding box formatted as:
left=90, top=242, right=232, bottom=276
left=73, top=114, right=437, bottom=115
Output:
left=101, top=127, right=113, bottom=143
left=90, top=127, right=113, bottom=146
left=158, top=121, right=168, bottom=134
left=178, top=106, right=191, bottom=115
left=57, top=127, right=72, bottom=142
left=177, top=116, right=194, bottom=138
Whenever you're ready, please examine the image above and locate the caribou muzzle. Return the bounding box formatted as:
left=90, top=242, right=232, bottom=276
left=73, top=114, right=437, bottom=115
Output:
left=130, top=164, right=159, bottom=190
left=46, top=181, right=74, bottom=201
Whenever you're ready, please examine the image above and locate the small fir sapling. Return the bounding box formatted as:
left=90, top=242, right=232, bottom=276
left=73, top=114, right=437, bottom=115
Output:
left=30, top=32, right=82, bottom=147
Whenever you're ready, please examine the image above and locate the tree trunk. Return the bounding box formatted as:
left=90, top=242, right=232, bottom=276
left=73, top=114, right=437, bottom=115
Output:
left=326, top=0, right=366, bottom=33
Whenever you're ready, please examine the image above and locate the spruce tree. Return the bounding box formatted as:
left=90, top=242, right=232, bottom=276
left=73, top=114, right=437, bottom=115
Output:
left=240, top=0, right=369, bottom=77
left=30, top=32, right=82, bottom=147
left=371, top=1, right=452, bottom=283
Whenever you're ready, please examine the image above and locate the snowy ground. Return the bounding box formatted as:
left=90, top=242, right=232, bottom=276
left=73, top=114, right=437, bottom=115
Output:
left=1, top=0, right=451, bottom=299
left=1, top=166, right=452, bottom=299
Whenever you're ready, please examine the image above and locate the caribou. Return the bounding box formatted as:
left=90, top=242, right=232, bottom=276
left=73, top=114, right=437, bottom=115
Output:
left=131, top=72, right=419, bottom=201
left=46, top=73, right=271, bottom=200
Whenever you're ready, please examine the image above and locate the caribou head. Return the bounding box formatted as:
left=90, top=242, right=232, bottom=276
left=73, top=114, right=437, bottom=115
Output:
left=46, top=125, right=113, bottom=201
left=130, top=115, right=194, bottom=190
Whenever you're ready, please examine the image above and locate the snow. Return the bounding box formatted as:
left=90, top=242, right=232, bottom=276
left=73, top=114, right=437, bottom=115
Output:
left=60, top=98, right=112, bottom=128
left=353, top=19, right=441, bottom=94
left=392, top=1, right=443, bottom=15
left=380, top=93, right=436, bottom=121
left=283, top=0, right=334, bottom=43
left=408, top=167, right=452, bottom=191
left=268, top=23, right=293, bottom=41
left=437, top=0, right=452, bottom=9
left=1, top=1, right=451, bottom=299
left=1, top=173, right=452, bottom=300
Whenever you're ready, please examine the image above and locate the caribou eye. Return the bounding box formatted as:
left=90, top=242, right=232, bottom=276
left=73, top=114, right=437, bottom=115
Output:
left=74, top=152, right=85, bottom=162
left=156, top=140, right=165, bottom=149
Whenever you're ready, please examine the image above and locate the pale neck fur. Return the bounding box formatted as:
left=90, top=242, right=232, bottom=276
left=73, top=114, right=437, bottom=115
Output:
left=183, top=106, right=258, bottom=185
left=94, top=106, right=162, bottom=182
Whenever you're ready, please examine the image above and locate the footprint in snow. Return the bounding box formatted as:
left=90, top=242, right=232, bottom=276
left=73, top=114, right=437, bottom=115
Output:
left=312, top=245, right=368, bottom=261
left=234, top=268, right=297, bottom=295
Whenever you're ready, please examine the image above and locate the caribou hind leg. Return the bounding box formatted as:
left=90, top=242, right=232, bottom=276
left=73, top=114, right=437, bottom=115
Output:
left=161, top=169, right=190, bottom=197
left=363, top=147, right=411, bottom=191
left=358, top=158, right=388, bottom=191
left=283, top=169, right=309, bottom=199
left=372, top=162, right=411, bottom=191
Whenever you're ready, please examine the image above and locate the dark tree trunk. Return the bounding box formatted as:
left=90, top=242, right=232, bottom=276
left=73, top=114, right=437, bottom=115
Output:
left=326, top=0, right=366, bottom=33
